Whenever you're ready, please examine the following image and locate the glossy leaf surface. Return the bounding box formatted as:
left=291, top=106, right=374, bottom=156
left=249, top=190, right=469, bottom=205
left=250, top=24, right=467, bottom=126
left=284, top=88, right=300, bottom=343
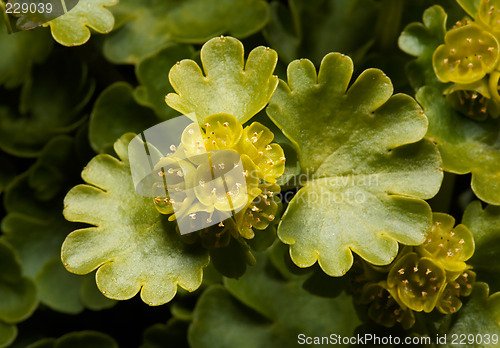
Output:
left=267, top=53, right=442, bottom=276
left=62, top=134, right=209, bottom=305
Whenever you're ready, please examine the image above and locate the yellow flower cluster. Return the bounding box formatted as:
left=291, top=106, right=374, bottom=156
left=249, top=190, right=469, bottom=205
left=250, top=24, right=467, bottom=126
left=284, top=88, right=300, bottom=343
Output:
left=433, top=0, right=500, bottom=120
left=151, top=113, right=285, bottom=247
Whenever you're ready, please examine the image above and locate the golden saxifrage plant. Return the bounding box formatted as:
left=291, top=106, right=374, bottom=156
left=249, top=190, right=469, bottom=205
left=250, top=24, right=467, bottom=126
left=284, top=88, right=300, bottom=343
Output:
left=1, top=0, right=500, bottom=346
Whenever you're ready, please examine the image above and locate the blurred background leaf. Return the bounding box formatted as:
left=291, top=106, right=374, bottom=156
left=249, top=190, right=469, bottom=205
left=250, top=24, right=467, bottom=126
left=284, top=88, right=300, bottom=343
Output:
left=0, top=52, right=93, bottom=157
left=264, top=0, right=378, bottom=66
left=89, top=82, right=157, bottom=154
left=0, top=239, right=38, bottom=348
left=1, top=136, right=116, bottom=314
left=26, top=330, right=118, bottom=348
left=189, top=250, right=360, bottom=348
left=103, top=0, right=269, bottom=64
left=0, top=24, right=52, bottom=89
left=134, top=45, right=193, bottom=120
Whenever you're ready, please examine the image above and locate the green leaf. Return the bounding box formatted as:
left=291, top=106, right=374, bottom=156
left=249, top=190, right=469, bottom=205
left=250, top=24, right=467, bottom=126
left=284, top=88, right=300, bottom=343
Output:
left=35, top=258, right=85, bottom=314
left=398, top=5, right=447, bottom=90
left=0, top=24, right=52, bottom=88
left=440, top=282, right=500, bottom=347
left=103, top=0, right=269, bottom=64
left=166, top=36, right=278, bottom=124
left=89, top=82, right=158, bottom=154
left=266, top=53, right=442, bottom=276
left=134, top=45, right=194, bottom=120
left=62, top=133, right=209, bottom=306
left=0, top=240, right=38, bottom=347
left=208, top=237, right=253, bottom=279
left=189, top=252, right=360, bottom=348
left=25, top=135, right=77, bottom=201
left=462, top=201, right=500, bottom=292
left=27, top=331, right=118, bottom=348
left=45, top=0, right=118, bottom=46
left=0, top=53, right=93, bottom=157
left=416, top=86, right=500, bottom=205
left=263, top=0, right=378, bottom=65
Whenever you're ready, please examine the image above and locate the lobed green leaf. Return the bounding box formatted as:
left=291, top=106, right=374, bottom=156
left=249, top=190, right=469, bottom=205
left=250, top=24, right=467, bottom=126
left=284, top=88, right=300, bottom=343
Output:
left=62, top=134, right=209, bottom=306
left=266, top=53, right=443, bottom=276
left=166, top=36, right=278, bottom=125
left=45, top=0, right=118, bottom=46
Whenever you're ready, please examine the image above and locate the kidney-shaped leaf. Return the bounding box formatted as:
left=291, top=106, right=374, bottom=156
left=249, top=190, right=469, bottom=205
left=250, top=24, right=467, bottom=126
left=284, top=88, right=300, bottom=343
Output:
left=417, top=86, right=500, bottom=205
left=62, top=134, right=209, bottom=306
left=166, top=36, right=278, bottom=124
left=266, top=53, right=443, bottom=276
left=45, top=0, right=118, bottom=46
